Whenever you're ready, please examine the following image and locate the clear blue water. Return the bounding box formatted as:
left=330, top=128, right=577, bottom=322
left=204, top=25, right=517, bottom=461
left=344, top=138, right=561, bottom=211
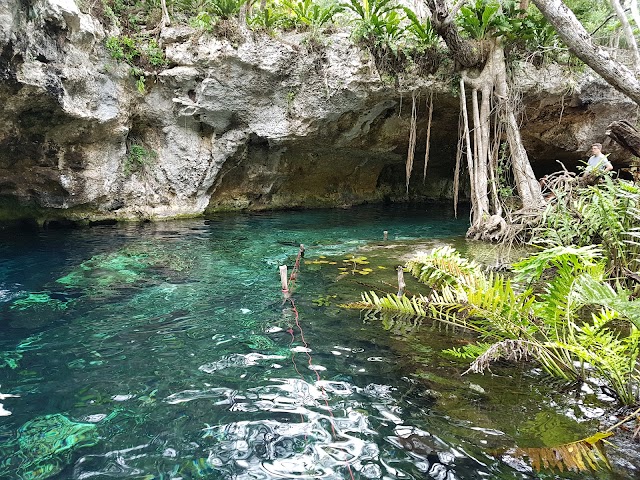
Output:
left=0, top=205, right=633, bottom=479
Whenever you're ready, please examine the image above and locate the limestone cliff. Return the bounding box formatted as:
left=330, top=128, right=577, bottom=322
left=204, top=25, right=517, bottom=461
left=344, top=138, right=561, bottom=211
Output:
left=0, top=0, right=637, bottom=223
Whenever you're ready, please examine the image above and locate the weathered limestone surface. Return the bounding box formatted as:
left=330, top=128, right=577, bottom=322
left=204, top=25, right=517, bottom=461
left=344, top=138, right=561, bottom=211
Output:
left=0, top=0, right=637, bottom=222
left=514, top=62, right=638, bottom=172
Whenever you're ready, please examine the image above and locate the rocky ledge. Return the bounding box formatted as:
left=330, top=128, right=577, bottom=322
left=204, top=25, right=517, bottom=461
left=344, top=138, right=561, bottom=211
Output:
left=0, top=0, right=637, bottom=223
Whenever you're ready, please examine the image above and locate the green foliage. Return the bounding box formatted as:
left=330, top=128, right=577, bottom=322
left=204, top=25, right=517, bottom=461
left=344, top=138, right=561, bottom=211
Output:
left=189, top=10, right=216, bottom=30
left=343, top=0, right=396, bottom=25
left=283, top=0, right=344, bottom=31
left=134, top=73, right=146, bottom=93
left=106, top=35, right=140, bottom=63
left=406, top=245, right=483, bottom=289
left=104, top=33, right=167, bottom=93
left=125, top=144, right=156, bottom=176
left=532, top=179, right=640, bottom=284
left=558, top=309, right=640, bottom=405
left=514, top=13, right=562, bottom=64
left=143, top=39, right=167, bottom=67
left=210, top=0, right=248, bottom=18
left=402, top=6, right=438, bottom=48
left=456, top=0, right=509, bottom=39
left=443, top=342, right=492, bottom=360
left=343, top=0, right=401, bottom=41
left=343, top=0, right=412, bottom=74
left=105, top=36, right=125, bottom=60
left=174, top=0, right=247, bottom=19
left=345, top=245, right=640, bottom=405
left=248, top=2, right=294, bottom=32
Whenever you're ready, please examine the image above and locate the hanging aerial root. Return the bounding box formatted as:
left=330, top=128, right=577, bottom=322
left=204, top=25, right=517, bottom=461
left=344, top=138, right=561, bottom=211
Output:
left=423, top=91, right=433, bottom=183
left=406, top=91, right=418, bottom=194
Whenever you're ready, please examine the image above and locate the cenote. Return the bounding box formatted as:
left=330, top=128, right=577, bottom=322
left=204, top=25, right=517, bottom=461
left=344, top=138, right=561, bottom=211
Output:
left=0, top=204, right=637, bottom=479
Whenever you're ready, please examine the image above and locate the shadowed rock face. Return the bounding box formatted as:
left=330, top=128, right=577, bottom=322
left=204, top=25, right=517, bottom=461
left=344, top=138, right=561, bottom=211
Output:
left=0, top=1, right=637, bottom=223
left=514, top=63, right=638, bottom=174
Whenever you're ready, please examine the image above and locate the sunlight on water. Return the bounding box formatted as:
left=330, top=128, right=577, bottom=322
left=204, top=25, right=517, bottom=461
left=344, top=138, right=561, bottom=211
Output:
left=0, top=205, right=633, bottom=479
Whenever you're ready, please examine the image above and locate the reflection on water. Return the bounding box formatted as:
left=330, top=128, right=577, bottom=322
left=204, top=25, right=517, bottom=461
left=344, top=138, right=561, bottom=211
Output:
left=0, top=205, right=633, bottom=479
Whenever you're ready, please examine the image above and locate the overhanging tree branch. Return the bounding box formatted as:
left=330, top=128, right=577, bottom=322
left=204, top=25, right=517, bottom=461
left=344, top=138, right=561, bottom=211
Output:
left=531, top=0, right=640, bottom=106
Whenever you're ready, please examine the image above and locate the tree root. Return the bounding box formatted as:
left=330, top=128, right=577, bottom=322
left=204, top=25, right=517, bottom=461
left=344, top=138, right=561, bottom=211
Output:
left=467, top=214, right=508, bottom=241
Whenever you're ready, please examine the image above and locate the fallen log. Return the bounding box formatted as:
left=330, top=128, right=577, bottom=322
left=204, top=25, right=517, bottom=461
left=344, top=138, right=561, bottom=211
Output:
left=606, top=121, right=640, bottom=159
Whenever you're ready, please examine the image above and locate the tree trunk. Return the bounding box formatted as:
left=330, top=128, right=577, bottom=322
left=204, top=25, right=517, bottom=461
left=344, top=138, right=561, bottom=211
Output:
left=609, top=0, right=640, bottom=73
left=493, top=47, right=544, bottom=209
left=606, top=120, right=640, bottom=159
left=424, top=0, right=489, bottom=68
left=631, top=0, right=640, bottom=39
left=426, top=2, right=544, bottom=239
left=532, top=0, right=640, bottom=106
left=161, top=0, right=171, bottom=27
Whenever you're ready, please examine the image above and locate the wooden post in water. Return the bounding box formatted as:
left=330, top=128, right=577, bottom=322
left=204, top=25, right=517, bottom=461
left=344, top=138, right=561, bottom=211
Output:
left=383, top=230, right=388, bottom=241
left=280, top=265, right=289, bottom=298
left=397, top=266, right=405, bottom=297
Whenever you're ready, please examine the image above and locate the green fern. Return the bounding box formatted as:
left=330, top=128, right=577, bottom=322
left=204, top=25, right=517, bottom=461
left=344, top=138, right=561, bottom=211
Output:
left=429, top=273, right=536, bottom=339
left=343, top=245, right=640, bottom=405
left=407, top=245, right=483, bottom=289
left=442, top=342, right=492, bottom=360
left=532, top=179, right=640, bottom=285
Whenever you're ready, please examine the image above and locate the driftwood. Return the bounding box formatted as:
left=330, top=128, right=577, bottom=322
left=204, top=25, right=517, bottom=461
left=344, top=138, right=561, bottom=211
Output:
left=606, top=121, right=640, bottom=159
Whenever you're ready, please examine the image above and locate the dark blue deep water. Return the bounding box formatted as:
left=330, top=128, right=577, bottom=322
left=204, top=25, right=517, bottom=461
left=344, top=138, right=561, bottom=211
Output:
left=0, top=205, right=636, bottom=479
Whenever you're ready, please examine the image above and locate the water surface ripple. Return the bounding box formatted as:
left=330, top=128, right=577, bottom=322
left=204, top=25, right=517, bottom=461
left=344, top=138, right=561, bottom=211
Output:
left=0, top=205, right=631, bottom=479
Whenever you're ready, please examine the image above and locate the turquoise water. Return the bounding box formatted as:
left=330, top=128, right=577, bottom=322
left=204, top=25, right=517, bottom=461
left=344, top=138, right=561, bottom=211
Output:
left=0, top=205, right=633, bottom=479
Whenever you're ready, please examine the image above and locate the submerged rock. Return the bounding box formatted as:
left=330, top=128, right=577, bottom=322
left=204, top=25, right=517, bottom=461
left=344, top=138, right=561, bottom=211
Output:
left=1, top=413, right=99, bottom=479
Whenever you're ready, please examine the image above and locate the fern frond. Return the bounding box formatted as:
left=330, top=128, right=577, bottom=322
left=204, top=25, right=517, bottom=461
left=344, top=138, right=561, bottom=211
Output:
left=442, top=342, right=493, bottom=360
left=464, top=339, right=538, bottom=374
left=571, top=274, right=640, bottom=329
left=428, top=274, right=536, bottom=340
left=406, top=246, right=483, bottom=289
left=513, top=245, right=603, bottom=285
left=511, top=431, right=612, bottom=473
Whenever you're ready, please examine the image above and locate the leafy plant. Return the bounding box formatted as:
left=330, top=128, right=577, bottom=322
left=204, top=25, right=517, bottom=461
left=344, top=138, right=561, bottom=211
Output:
left=143, top=39, right=166, bottom=67
left=532, top=178, right=640, bottom=285
left=406, top=245, right=483, bottom=289
left=343, top=0, right=402, bottom=41
left=104, top=34, right=168, bottom=93
left=106, top=36, right=125, bottom=60
left=456, top=0, right=509, bottom=39
left=125, top=143, right=156, bottom=176
left=106, top=35, right=140, bottom=63
left=189, top=10, right=216, bottom=30
left=402, top=6, right=438, bottom=48
left=344, top=245, right=640, bottom=405
left=248, top=3, right=293, bottom=32
left=283, top=0, right=344, bottom=32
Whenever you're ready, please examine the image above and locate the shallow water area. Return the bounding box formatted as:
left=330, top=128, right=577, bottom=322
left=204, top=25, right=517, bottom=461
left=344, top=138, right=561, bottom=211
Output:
left=0, top=204, right=636, bottom=479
